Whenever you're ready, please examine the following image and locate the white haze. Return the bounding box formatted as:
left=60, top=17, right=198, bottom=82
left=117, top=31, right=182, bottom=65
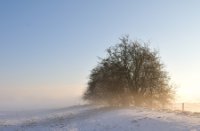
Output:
left=0, top=87, right=84, bottom=111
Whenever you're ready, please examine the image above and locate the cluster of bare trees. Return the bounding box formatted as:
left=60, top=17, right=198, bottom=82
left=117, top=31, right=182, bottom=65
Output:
left=83, top=36, right=174, bottom=107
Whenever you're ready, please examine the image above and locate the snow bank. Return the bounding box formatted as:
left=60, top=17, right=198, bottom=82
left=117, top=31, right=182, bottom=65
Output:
left=0, top=105, right=200, bottom=131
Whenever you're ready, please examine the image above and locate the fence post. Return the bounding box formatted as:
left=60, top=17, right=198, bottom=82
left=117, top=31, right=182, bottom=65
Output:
left=182, top=103, right=184, bottom=112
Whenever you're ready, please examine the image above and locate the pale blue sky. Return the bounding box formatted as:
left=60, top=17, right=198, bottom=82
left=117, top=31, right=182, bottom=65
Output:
left=1, top=0, right=200, bottom=109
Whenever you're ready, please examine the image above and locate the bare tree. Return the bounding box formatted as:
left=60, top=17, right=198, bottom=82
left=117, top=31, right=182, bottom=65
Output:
left=83, top=36, right=174, bottom=107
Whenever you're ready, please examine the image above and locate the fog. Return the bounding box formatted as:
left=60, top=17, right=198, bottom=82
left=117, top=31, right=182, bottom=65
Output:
left=0, top=87, right=84, bottom=111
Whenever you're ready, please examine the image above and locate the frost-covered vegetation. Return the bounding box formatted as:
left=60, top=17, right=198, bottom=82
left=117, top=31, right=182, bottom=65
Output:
left=84, top=36, right=174, bottom=107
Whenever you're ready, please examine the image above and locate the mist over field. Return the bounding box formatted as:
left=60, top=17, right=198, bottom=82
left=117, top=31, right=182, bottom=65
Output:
left=0, top=87, right=84, bottom=111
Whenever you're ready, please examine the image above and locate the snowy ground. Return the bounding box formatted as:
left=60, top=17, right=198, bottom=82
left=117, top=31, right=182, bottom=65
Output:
left=0, top=105, right=200, bottom=131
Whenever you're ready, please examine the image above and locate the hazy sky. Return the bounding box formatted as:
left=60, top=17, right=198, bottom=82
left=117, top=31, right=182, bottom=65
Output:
left=1, top=0, right=200, bottom=110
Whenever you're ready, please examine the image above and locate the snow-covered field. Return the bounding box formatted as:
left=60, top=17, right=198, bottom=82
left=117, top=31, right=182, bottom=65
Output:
left=0, top=105, right=200, bottom=131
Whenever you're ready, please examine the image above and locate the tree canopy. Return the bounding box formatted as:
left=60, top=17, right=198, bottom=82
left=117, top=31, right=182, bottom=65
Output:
left=83, top=36, right=174, bottom=107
